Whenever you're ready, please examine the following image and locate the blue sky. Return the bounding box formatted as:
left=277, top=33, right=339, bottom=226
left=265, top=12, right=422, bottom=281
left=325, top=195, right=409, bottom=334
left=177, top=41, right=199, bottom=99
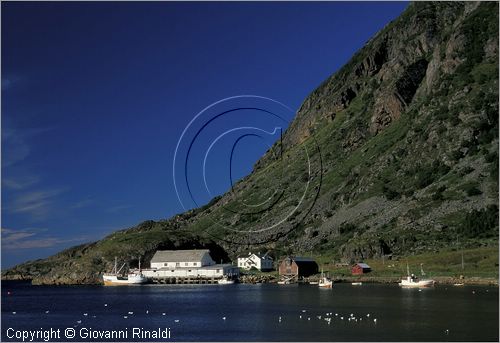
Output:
left=1, top=1, right=408, bottom=268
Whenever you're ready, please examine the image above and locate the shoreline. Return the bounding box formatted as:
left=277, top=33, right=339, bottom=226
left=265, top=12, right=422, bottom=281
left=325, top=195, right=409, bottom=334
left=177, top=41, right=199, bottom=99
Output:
left=1, top=276, right=498, bottom=286
left=238, top=274, right=499, bottom=286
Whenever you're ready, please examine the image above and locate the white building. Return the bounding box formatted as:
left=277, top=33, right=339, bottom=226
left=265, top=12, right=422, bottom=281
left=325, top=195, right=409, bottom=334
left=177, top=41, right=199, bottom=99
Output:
left=143, top=249, right=239, bottom=280
left=150, top=249, right=215, bottom=269
left=237, top=252, right=273, bottom=271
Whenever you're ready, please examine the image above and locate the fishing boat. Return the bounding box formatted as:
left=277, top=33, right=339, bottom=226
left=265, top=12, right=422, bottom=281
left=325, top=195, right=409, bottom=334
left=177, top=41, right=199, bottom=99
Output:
left=103, top=257, right=148, bottom=286
left=351, top=282, right=362, bottom=286
left=399, top=263, right=435, bottom=288
left=318, top=270, right=333, bottom=288
left=218, top=275, right=235, bottom=284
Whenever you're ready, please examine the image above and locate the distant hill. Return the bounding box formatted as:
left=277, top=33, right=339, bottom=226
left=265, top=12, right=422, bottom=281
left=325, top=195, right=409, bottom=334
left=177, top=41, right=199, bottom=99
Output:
left=3, top=1, right=498, bottom=284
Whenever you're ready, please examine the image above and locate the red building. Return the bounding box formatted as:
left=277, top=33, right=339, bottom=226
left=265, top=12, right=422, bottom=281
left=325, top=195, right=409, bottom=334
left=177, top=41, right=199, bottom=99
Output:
left=279, top=257, right=318, bottom=280
left=351, top=263, right=371, bottom=275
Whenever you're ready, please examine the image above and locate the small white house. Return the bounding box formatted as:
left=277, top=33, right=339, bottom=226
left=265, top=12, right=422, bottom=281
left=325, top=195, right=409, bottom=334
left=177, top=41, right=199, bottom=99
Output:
left=150, top=249, right=215, bottom=269
left=237, top=252, right=273, bottom=271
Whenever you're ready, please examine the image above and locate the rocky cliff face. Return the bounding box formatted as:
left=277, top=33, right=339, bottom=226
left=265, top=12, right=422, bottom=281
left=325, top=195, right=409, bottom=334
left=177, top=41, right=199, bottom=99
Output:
left=3, top=2, right=498, bottom=284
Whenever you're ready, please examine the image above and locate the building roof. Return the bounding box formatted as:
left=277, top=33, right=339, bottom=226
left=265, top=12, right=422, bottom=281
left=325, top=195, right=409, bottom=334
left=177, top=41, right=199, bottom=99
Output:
left=354, top=263, right=371, bottom=269
left=152, top=263, right=237, bottom=271
left=237, top=252, right=273, bottom=260
left=293, top=257, right=316, bottom=262
left=151, top=249, right=210, bottom=263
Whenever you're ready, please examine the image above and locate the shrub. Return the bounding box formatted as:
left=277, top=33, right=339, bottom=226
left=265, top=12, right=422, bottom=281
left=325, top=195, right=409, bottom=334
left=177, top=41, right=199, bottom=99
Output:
left=462, top=182, right=482, bottom=196
left=383, top=185, right=400, bottom=200
left=450, top=149, right=464, bottom=161
left=459, top=205, right=499, bottom=238
left=432, top=185, right=447, bottom=200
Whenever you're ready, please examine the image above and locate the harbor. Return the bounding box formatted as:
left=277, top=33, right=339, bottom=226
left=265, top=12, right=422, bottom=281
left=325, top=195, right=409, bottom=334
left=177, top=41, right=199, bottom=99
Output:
left=2, top=280, right=498, bottom=342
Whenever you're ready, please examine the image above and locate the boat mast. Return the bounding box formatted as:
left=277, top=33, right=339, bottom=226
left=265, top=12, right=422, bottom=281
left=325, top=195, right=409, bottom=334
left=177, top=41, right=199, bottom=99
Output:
left=139, top=257, right=141, bottom=272
left=114, top=257, right=117, bottom=274
left=406, top=261, right=410, bottom=276
left=420, top=263, right=425, bottom=276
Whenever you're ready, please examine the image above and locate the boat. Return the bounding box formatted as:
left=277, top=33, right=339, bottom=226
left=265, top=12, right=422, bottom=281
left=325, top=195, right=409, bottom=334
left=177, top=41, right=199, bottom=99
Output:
left=278, top=276, right=294, bottom=284
left=218, top=275, right=235, bottom=284
left=351, top=282, right=362, bottom=286
left=453, top=283, right=465, bottom=286
left=399, top=263, right=435, bottom=288
left=103, top=257, right=148, bottom=286
left=318, top=269, right=333, bottom=288
left=309, top=281, right=319, bottom=285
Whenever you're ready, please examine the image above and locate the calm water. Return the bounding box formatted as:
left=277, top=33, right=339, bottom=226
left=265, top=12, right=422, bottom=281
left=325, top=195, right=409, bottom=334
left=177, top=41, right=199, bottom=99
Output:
left=1, top=281, right=498, bottom=341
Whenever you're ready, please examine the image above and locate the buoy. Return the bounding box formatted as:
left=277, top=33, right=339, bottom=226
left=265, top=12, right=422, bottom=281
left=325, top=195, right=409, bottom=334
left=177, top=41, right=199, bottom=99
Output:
left=83, top=313, right=88, bottom=316
left=7, top=291, right=11, bottom=295
left=299, top=315, right=302, bottom=319
left=373, top=318, right=377, bottom=323
left=302, top=310, right=307, bottom=313
left=174, top=319, right=179, bottom=323
left=77, top=320, right=82, bottom=324
left=146, top=310, right=149, bottom=314
left=366, top=314, right=370, bottom=317
left=222, top=317, right=226, bottom=320
left=308, top=317, right=311, bottom=321
left=335, top=313, right=338, bottom=316
left=45, top=311, right=50, bottom=314
left=128, top=311, right=133, bottom=315
left=445, top=329, right=449, bottom=335
left=12, top=312, right=16, bottom=315
left=340, top=317, right=344, bottom=320
left=104, top=304, right=108, bottom=307
left=162, top=313, right=166, bottom=316
left=123, top=316, right=128, bottom=319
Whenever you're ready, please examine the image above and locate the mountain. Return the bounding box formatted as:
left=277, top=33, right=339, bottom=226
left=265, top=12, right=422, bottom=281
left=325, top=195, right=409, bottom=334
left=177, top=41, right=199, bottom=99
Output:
left=3, top=1, right=498, bottom=284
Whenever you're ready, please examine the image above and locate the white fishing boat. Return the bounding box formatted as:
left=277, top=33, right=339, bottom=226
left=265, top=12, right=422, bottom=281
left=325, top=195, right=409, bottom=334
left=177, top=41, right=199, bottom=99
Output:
left=351, top=282, right=362, bottom=286
left=103, top=257, right=148, bottom=286
left=218, top=275, right=235, bottom=284
left=399, top=263, right=435, bottom=288
left=318, top=270, right=333, bottom=288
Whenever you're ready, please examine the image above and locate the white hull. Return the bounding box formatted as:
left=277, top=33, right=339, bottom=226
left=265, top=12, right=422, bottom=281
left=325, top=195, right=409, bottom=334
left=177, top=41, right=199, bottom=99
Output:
left=218, top=278, right=235, bottom=285
left=351, top=282, right=362, bottom=286
left=103, top=273, right=148, bottom=286
left=399, top=277, right=435, bottom=288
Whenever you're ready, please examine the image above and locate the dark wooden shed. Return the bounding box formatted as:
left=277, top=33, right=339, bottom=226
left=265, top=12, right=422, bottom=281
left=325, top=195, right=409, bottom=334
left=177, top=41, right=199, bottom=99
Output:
left=351, top=263, right=371, bottom=275
left=279, top=257, right=318, bottom=279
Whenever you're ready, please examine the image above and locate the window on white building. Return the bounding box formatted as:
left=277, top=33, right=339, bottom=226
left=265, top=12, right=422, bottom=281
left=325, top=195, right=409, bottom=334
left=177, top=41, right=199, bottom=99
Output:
left=176, top=262, right=180, bottom=267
